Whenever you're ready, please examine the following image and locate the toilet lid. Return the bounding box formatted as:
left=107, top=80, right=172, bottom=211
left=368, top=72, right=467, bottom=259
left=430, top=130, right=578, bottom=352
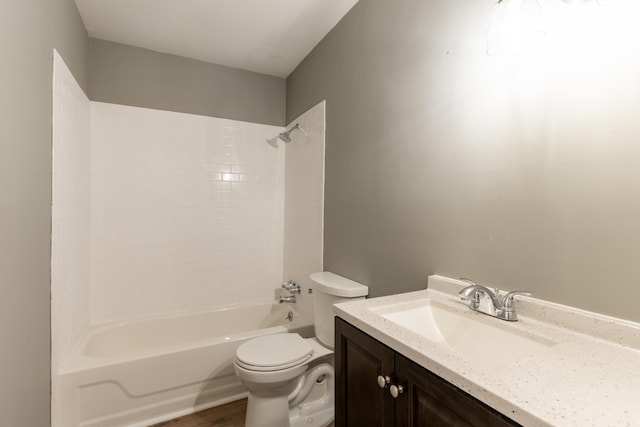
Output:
left=236, top=334, right=313, bottom=370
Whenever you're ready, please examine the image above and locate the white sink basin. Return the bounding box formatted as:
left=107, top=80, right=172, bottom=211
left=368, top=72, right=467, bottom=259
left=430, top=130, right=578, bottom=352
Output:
left=371, top=299, right=556, bottom=367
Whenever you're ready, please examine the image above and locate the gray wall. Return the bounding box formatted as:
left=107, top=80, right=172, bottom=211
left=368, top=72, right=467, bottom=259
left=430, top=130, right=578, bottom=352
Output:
left=287, top=0, right=640, bottom=322
left=90, top=39, right=286, bottom=126
left=0, top=0, right=90, bottom=425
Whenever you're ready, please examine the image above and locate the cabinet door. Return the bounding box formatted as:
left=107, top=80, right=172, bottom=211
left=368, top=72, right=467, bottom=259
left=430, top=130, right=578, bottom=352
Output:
left=395, top=354, right=521, bottom=427
left=335, top=317, right=395, bottom=427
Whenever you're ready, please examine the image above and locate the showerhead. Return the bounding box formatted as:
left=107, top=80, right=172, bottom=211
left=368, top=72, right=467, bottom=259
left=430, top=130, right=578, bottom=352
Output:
left=278, top=131, right=292, bottom=143
left=278, top=123, right=303, bottom=143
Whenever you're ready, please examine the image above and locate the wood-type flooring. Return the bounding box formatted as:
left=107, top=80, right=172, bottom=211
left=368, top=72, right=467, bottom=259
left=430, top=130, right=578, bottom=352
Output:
left=150, top=399, right=334, bottom=427
left=150, top=400, right=246, bottom=427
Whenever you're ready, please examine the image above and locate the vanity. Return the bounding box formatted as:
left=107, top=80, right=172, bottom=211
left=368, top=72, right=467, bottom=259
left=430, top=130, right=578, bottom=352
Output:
left=333, top=275, right=640, bottom=426
left=335, top=317, right=520, bottom=426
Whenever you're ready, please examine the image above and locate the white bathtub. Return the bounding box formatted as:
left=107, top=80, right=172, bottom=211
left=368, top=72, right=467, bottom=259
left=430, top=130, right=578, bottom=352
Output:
left=55, top=301, right=313, bottom=427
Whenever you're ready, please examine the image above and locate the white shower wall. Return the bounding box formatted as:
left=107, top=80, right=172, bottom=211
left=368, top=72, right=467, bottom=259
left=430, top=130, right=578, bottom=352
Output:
left=282, top=101, right=326, bottom=322
left=51, top=51, right=92, bottom=427
left=51, top=51, right=91, bottom=371
left=89, top=103, right=286, bottom=323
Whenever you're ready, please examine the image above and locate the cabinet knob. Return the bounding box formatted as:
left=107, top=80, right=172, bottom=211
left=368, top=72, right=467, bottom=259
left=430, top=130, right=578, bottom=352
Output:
left=390, top=384, right=404, bottom=398
left=377, top=375, right=391, bottom=388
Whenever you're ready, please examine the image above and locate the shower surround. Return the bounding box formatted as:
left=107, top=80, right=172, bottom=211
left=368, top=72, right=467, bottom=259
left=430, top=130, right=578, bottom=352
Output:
left=51, top=53, right=325, bottom=425
left=89, top=102, right=286, bottom=323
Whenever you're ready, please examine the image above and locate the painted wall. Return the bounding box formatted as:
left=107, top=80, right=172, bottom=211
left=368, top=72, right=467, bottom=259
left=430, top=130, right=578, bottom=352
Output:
left=90, top=39, right=286, bottom=126
left=89, top=103, right=285, bottom=323
left=0, top=0, right=89, bottom=425
left=287, top=0, right=640, bottom=322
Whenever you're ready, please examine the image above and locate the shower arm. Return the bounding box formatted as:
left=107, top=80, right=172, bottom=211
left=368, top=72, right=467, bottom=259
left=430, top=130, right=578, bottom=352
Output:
left=278, top=123, right=306, bottom=143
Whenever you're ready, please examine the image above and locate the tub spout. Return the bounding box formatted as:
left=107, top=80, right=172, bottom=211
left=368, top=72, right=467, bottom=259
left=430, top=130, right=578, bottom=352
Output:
left=279, top=295, right=296, bottom=304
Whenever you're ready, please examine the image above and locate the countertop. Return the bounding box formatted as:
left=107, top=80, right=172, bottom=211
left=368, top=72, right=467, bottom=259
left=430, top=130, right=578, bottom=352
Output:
left=333, top=275, right=640, bottom=427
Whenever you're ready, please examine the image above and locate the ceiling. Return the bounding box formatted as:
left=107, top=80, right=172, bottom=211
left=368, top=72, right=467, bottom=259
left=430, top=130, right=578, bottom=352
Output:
left=74, top=0, right=359, bottom=78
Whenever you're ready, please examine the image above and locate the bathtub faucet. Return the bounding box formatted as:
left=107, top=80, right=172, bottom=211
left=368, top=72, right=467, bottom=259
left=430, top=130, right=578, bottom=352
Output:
left=281, top=280, right=301, bottom=294
left=280, top=280, right=299, bottom=303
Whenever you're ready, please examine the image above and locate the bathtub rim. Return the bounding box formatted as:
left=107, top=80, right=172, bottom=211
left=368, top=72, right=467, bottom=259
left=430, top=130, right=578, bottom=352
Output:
left=59, top=299, right=313, bottom=374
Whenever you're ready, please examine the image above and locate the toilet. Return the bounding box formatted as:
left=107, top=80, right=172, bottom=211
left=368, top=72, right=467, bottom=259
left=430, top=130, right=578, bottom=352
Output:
left=234, top=271, right=368, bottom=427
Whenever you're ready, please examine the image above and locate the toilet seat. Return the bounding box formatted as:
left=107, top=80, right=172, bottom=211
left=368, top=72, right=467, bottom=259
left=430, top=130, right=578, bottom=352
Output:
left=235, top=333, right=313, bottom=372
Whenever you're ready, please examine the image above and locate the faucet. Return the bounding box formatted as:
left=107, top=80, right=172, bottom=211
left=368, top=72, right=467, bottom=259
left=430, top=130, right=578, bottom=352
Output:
left=279, top=280, right=300, bottom=304
left=499, top=290, right=533, bottom=321
left=281, top=280, right=301, bottom=294
left=458, top=278, right=531, bottom=321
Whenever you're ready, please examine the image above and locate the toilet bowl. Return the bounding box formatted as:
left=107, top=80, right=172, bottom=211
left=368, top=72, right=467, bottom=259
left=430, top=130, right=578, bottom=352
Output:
left=234, top=334, right=333, bottom=427
left=233, top=272, right=368, bottom=427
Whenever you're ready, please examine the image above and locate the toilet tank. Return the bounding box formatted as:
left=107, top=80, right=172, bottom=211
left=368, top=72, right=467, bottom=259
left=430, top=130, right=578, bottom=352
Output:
left=310, top=271, right=368, bottom=348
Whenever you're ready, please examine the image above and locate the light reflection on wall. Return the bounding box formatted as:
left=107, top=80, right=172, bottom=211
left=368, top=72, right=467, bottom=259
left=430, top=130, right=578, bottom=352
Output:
left=442, top=0, right=640, bottom=319
left=488, top=0, right=640, bottom=60
left=484, top=0, right=640, bottom=125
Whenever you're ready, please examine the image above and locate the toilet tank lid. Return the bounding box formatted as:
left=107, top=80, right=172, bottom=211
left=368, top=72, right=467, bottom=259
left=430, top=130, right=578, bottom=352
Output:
left=310, top=271, right=368, bottom=297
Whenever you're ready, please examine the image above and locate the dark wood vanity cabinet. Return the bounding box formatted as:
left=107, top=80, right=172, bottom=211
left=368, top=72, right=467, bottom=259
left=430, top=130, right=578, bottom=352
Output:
left=335, top=316, right=395, bottom=426
left=335, top=317, right=521, bottom=427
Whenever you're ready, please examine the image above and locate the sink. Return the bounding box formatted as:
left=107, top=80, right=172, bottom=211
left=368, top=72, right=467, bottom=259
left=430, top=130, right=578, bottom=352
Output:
left=371, top=299, right=556, bottom=367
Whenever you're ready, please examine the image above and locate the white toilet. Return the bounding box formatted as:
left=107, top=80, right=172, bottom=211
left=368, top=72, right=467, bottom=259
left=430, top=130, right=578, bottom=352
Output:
left=234, top=271, right=368, bottom=427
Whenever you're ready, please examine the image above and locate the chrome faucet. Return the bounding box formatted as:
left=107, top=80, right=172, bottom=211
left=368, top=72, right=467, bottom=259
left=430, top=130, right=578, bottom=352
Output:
left=499, top=290, right=533, bottom=321
left=281, top=280, right=301, bottom=294
left=458, top=278, right=531, bottom=321
left=279, top=280, right=300, bottom=304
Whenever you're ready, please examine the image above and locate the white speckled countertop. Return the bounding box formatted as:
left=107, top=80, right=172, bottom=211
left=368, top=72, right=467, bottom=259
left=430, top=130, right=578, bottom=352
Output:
left=333, top=275, right=640, bottom=427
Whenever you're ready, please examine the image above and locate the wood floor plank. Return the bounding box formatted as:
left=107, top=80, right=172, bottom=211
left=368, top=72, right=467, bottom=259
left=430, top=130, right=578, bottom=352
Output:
left=150, top=399, right=247, bottom=427
left=149, top=398, right=334, bottom=427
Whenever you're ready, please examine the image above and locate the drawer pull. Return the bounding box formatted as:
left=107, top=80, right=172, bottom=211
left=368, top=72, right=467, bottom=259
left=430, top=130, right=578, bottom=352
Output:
left=377, top=375, right=391, bottom=388
left=390, top=384, right=404, bottom=398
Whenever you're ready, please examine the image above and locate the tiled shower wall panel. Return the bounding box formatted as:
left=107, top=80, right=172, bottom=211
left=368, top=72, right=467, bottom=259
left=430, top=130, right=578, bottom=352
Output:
left=89, top=102, right=285, bottom=323
left=51, top=50, right=91, bottom=370
left=282, top=101, right=326, bottom=322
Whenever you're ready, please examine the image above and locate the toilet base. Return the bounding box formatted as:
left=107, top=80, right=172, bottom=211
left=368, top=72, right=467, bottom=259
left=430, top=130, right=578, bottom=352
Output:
left=245, top=393, right=292, bottom=427
left=242, top=362, right=334, bottom=427
left=244, top=389, right=333, bottom=427
left=289, top=365, right=334, bottom=427
left=290, top=406, right=333, bottom=427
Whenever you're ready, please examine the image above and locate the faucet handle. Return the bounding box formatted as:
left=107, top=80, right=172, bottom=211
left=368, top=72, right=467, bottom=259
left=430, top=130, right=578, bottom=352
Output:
left=459, top=278, right=477, bottom=287
left=459, top=278, right=499, bottom=298
left=281, top=280, right=301, bottom=294
left=501, top=291, right=532, bottom=311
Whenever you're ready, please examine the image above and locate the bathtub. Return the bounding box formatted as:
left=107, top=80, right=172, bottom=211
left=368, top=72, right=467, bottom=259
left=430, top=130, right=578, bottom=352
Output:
left=55, top=301, right=313, bottom=427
